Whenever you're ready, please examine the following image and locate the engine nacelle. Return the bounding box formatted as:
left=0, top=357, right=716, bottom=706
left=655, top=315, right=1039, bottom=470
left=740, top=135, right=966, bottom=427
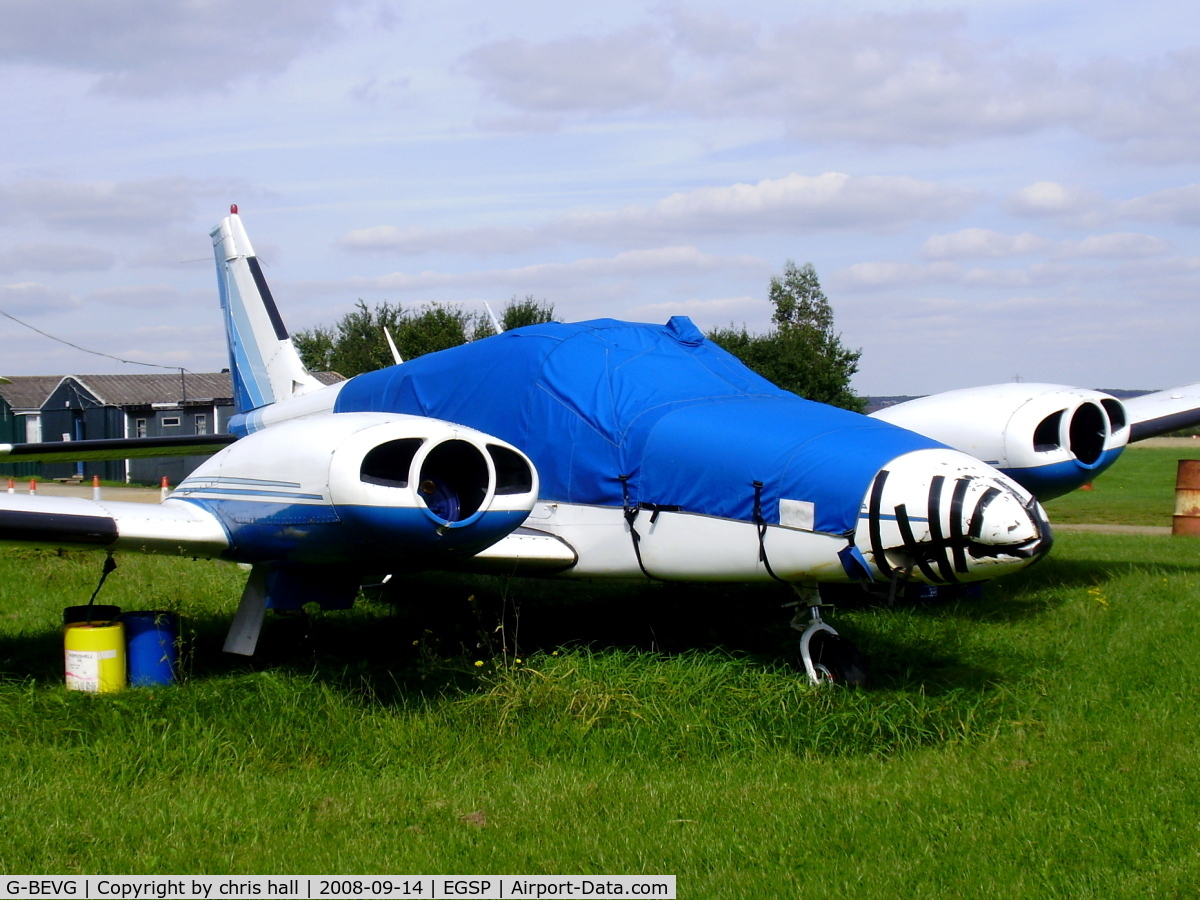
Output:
left=871, top=383, right=1130, bottom=501
left=172, top=412, right=538, bottom=565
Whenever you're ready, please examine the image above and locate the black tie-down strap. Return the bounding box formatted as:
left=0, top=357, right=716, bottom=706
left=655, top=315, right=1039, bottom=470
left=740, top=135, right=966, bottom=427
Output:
left=86, top=551, right=118, bottom=611
left=869, top=469, right=971, bottom=585
left=753, top=481, right=788, bottom=583
left=618, top=475, right=681, bottom=581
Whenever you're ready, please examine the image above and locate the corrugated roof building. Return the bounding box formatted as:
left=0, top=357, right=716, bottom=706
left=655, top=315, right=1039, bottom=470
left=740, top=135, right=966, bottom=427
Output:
left=0, top=371, right=342, bottom=484
left=0, top=376, right=61, bottom=477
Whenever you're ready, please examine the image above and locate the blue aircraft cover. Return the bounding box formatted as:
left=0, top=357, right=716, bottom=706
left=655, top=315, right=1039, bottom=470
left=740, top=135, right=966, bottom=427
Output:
left=334, top=317, right=944, bottom=535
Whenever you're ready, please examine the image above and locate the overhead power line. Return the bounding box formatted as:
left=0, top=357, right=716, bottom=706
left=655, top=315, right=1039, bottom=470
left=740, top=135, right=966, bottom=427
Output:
left=0, top=308, right=196, bottom=375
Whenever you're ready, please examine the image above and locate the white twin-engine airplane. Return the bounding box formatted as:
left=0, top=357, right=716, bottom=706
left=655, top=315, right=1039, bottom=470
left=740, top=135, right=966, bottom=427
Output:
left=0, top=208, right=1188, bottom=684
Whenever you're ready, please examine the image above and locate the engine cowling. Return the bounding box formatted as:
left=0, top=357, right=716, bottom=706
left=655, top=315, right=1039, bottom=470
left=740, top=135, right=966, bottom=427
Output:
left=871, top=383, right=1129, bottom=500
left=172, top=412, right=538, bottom=565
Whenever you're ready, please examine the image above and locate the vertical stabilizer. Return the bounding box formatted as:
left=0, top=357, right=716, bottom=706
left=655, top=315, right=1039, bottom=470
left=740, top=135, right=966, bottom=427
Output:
left=211, top=209, right=323, bottom=414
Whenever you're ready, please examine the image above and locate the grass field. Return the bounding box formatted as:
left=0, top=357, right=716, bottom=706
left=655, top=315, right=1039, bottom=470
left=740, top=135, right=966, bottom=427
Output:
left=2, top=449, right=1200, bottom=895
left=1043, top=442, right=1200, bottom=525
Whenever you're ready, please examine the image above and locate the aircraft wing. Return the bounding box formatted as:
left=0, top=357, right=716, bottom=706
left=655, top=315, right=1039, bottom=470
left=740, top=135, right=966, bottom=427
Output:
left=0, top=434, right=237, bottom=464
left=0, top=494, right=229, bottom=556
left=1122, top=382, right=1200, bottom=441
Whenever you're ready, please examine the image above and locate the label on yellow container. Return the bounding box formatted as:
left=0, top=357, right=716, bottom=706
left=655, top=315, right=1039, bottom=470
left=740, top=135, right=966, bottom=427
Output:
left=65, top=648, right=118, bottom=692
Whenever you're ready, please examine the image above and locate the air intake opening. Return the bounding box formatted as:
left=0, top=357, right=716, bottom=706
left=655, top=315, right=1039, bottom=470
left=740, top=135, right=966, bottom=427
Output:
left=1102, top=398, right=1127, bottom=432
left=417, top=440, right=489, bottom=522
left=488, top=444, right=533, bottom=495
left=1033, top=411, right=1064, bottom=453
left=1068, top=402, right=1106, bottom=466
left=360, top=438, right=423, bottom=487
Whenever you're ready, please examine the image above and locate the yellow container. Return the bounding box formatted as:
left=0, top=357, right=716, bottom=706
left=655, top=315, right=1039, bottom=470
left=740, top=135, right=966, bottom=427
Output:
left=64, top=622, right=126, bottom=693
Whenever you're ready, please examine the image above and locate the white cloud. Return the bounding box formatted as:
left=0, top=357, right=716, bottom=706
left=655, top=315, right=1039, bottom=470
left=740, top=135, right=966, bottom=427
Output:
left=850, top=291, right=1113, bottom=352
left=89, top=285, right=206, bottom=309
left=0, top=0, right=359, bottom=95
left=0, top=177, right=248, bottom=234
left=834, top=260, right=1082, bottom=293
left=1107, top=255, right=1200, bottom=293
left=130, top=233, right=222, bottom=269
left=0, top=243, right=115, bottom=273
left=1005, top=181, right=1112, bottom=227
left=960, top=264, right=1069, bottom=289
left=462, top=11, right=1200, bottom=159
left=837, top=247, right=1200, bottom=392
left=348, top=75, right=411, bottom=105
left=461, top=28, right=671, bottom=113
left=472, top=112, right=566, bottom=134
left=1004, top=180, right=1200, bottom=231
left=51, top=324, right=231, bottom=371
left=335, top=172, right=977, bottom=256
left=668, top=11, right=1083, bottom=146
left=922, top=229, right=1052, bottom=259
left=464, top=11, right=1080, bottom=145
left=832, top=261, right=963, bottom=292
left=337, top=224, right=544, bottom=256
left=1073, top=50, right=1200, bottom=163
left=0, top=283, right=79, bottom=315
left=559, top=173, right=976, bottom=241
left=1055, top=232, right=1171, bottom=259
left=922, top=228, right=1170, bottom=260
left=622, top=295, right=769, bottom=332
left=333, top=246, right=766, bottom=294
left=1119, top=184, right=1200, bottom=226
left=661, top=7, right=760, bottom=59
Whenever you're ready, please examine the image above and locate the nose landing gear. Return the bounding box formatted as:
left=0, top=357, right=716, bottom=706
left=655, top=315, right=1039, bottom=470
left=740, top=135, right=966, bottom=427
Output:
left=789, top=589, right=868, bottom=687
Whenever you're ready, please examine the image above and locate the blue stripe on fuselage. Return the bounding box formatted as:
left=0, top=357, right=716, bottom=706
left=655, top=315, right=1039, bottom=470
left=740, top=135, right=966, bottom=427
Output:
left=172, top=487, right=327, bottom=501
left=178, top=496, right=527, bottom=566
left=181, top=476, right=302, bottom=489
left=227, top=408, right=265, bottom=437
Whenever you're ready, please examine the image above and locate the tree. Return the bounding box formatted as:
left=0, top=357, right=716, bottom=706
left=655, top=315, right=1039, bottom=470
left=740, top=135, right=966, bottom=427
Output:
left=501, top=295, right=556, bottom=331
left=292, top=296, right=555, bottom=378
left=769, top=260, right=833, bottom=332
left=293, top=300, right=481, bottom=377
left=707, top=261, right=863, bottom=412
left=393, top=304, right=477, bottom=361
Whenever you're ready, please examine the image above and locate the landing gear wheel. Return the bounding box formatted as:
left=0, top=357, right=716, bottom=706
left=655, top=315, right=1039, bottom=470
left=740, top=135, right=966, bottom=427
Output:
left=791, top=598, right=869, bottom=687
left=806, top=630, right=868, bottom=687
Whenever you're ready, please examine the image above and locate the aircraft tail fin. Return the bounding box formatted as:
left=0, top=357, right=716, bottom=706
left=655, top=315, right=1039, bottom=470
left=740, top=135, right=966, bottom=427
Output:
left=211, top=208, right=323, bottom=414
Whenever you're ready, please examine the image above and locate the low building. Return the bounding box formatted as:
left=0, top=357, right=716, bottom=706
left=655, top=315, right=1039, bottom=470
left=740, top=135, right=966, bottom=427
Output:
left=0, top=376, right=61, bottom=478
left=43, top=373, right=236, bottom=484
left=0, top=370, right=343, bottom=484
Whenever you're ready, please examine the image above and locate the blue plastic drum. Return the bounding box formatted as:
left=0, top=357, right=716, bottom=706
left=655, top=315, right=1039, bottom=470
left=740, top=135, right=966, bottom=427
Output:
left=123, top=611, right=179, bottom=686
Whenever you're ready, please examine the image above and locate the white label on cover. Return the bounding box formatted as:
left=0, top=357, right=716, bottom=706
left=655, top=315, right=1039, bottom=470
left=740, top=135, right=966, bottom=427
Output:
left=65, top=649, right=100, bottom=692
left=779, top=498, right=816, bottom=531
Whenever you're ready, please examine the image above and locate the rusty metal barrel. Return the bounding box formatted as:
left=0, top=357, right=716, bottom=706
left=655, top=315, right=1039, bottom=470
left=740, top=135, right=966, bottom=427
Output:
left=1173, top=460, right=1200, bottom=535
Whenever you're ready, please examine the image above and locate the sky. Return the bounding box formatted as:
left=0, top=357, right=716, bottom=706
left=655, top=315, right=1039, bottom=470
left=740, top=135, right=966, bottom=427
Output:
left=0, top=0, right=1197, bottom=395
